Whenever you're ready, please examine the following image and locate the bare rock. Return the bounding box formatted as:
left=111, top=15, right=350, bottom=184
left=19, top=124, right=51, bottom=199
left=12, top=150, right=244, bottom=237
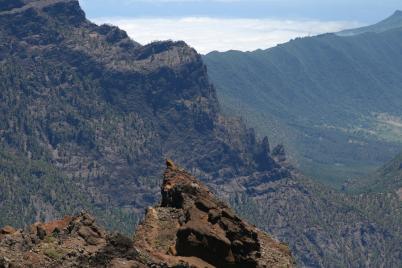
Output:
left=134, top=161, right=295, bottom=267
left=0, top=226, right=16, bottom=235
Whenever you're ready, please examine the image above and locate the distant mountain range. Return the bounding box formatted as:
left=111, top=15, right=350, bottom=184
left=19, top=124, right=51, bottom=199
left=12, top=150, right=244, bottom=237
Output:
left=338, top=10, right=402, bottom=36
left=204, top=12, right=402, bottom=186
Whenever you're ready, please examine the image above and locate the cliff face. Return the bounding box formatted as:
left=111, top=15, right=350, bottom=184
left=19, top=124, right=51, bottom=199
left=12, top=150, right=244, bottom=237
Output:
left=0, top=163, right=295, bottom=268
left=0, top=0, right=287, bottom=230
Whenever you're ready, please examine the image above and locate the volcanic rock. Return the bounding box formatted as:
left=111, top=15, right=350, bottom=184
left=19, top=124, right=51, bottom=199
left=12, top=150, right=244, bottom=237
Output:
left=133, top=160, right=295, bottom=267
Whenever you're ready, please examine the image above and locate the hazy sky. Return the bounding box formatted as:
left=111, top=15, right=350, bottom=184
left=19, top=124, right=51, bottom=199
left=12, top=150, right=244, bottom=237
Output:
left=79, top=0, right=402, bottom=53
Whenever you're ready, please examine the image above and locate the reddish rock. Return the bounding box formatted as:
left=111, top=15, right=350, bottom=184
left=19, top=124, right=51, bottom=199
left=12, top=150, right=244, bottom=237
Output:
left=0, top=213, right=141, bottom=267
left=134, top=160, right=295, bottom=267
left=41, top=216, right=73, bottom=234
left=0, top=226, right=16, bottom=235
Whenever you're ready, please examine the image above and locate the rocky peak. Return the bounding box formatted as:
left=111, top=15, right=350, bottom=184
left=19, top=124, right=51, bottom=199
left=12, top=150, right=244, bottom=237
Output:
left=272, top=144, right=287, bottom=162
left=161, top=159, right=215, bottom=209
left=337, top=9, right=402, bottom=36
left=135, top=161, right=295, bottom=267
left=391, top=10, right=402, bottom=18
left=40, top=0, right=86, bottom=25
left=254, top=136, right=277, bottom=171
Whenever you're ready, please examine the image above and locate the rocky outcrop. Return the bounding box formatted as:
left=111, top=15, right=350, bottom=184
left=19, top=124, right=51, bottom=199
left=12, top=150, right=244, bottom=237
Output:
left=0, top=162, right=294, bottom=267
left=0, top=212, right=144, bottom=267
left=133, top=161, right=295, bottom=268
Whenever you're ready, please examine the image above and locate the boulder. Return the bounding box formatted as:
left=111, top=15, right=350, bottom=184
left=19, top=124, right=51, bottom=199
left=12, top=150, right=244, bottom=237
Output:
left=0, top=226, right=16, bottom=235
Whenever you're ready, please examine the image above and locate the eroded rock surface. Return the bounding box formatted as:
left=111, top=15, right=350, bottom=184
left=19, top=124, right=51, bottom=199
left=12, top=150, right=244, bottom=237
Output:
left=0, top=213, right=144, bottom=267
left=134, top=161, right=295, bottom=268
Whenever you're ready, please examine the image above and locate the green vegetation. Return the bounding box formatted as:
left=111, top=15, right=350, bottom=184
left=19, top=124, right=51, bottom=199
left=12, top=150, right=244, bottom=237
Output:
left=0, top=146, right=84, bottom=228
left=43, top=247, right=65, bottom=260
left=230, top=174, right=402, bottom=267
left=204, top=22, right=402, bottom=187
left=349, top=152, right=402, bottom=193
left=0, top=146, right=140, bottom=234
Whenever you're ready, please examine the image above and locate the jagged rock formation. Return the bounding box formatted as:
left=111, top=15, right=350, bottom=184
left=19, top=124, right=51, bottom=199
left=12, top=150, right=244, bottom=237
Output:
left=0, top=163, right=295, bottom=267
left=134, top=161, right=294, bottom=267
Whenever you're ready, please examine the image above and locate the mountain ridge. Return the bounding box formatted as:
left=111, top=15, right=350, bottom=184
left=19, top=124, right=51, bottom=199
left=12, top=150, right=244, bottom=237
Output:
left=338, top=10, right=402, bottom=36
left=204, top=19, right=402, bottom=186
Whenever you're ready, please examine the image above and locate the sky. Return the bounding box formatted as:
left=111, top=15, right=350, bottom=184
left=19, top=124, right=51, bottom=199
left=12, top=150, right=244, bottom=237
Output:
left=79, top=0, right=402, bottom=54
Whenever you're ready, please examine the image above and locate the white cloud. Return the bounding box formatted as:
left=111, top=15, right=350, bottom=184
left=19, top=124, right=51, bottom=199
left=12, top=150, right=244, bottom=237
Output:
left=91, top=17, right=361, bottom=54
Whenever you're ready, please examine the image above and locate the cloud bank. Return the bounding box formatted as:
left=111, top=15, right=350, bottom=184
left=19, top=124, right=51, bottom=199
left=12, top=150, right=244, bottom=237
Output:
left=92, top=17, right=360, bottom=54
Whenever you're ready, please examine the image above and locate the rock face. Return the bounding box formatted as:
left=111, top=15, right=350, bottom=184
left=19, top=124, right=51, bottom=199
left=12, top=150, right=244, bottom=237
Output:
left=133, top=161, right=295, bottom=268
left=0, top=163, right=294, bottom=268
